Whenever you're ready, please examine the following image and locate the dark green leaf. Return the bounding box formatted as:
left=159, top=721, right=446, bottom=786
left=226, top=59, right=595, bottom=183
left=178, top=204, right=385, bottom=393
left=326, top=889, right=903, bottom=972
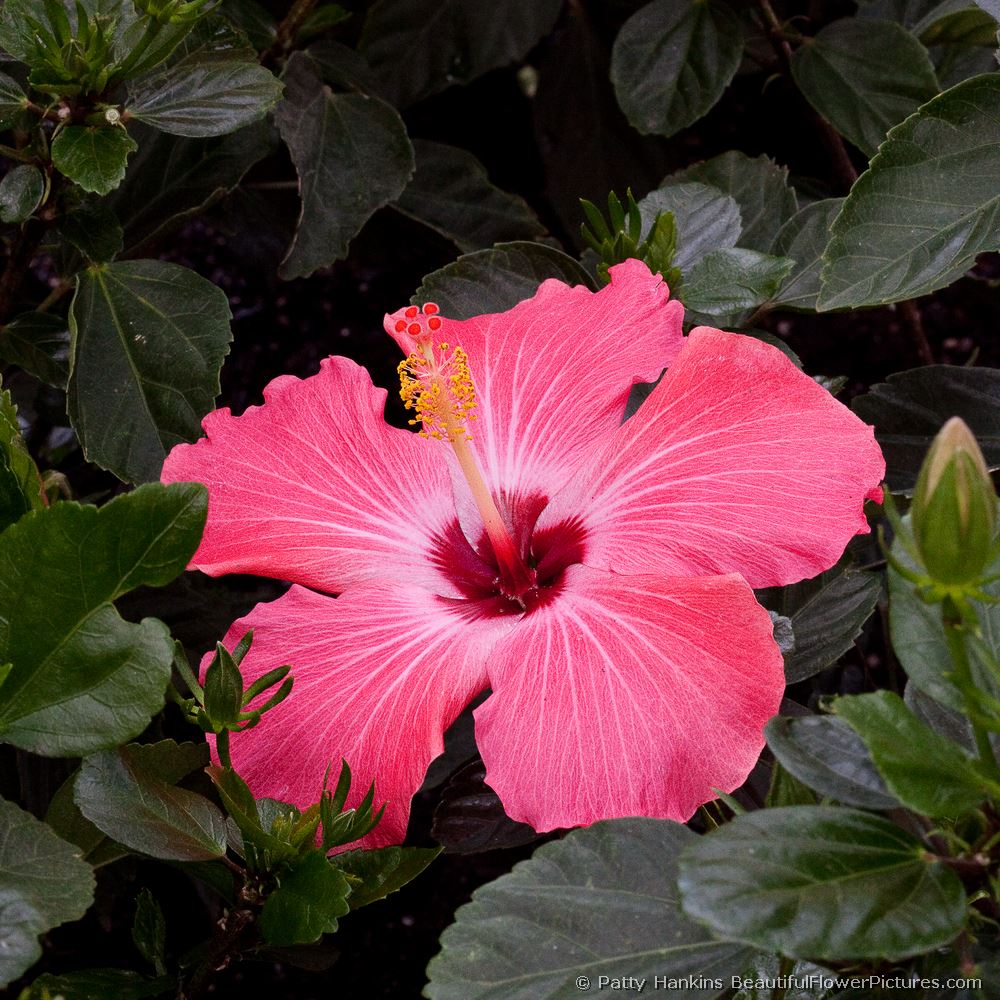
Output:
left=297, top=4, right=351, bottom=42
left=414, top=241, right=597, bottom=320
left=68, top=259, right=232, bottom=483
left=337, top=846, right=439, bottom=908
left=834, top=690, right=996, bottom=817
left=258, top=852, right=352, bottom=946
left=426, top=818, right=754, bottom=1000
left=58, top=201, right=124, bottom=263
left=75, top=741, right=226, bottom=861
left=275, top=51, right=413, bottom=279
left=638, top=182, right=741, bottom=269
left=680, top=247, right=794, bottom=322
left=306, top=38, right=382, bottom=94
left=0, top=0, right=139, bottom=65
left=0, top=70, right=26, bottom=129
left=112, top=119, right=277, bottom=253
left=611, top=0, right=743, bottom=138
left=0, top=312, right=71, bottom=388
left=127, top=19, right=283, bottom=137
left=51, top=125, right=138, bottom=195
left=27, top=969, right=172, bottom=999
left=431, top=760, right=539, bottom=855
left=923, top=7, right=1000, bottom=44
left=45, top=771, right=127, bottom=868
left=360, top=0, right=562, bottom=108
left=678, top=806, right=966, bottom=961
left=0, top=381, right=45, bottom=533
left=819, top=75, right=1000, bottom=309
left=0, top=795, right=94, bottom=988
left=220, top=0, right=276, bottom=50
left=668, top=151, right=799, bottom=253
left=0, top=483, right=207, bottom=754
left=857, top=0, right=975, bottom=36
left=0, top=165, right=44, bottom=223
left=394, top=140, right=544, bottom=253
left=765, top=715, right=899, bottom=809
left=132, top=888, right=166, bottom=976
left=888, top=528, right=1000, bottom=712
left=791, top=18, right=939, bottom=157
left=853, top=365, right=1000, bottom=493
left=764, top=760, right=818, bottom=808
left=758, top=567, right=882, bottom=683
left=905, top=681, right=992, bottom=755
left=772, top=199, right=844, bottom=311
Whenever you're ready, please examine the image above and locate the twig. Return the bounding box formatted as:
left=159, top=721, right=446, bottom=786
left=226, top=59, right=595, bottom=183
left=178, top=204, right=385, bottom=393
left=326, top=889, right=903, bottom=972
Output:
left=0, top=218, right=45, bottom=325
left=181, top=885, right=259, bottom=1000
left=896, top=299, right=934, bottom=366
left=261, top=0, right=319, bottom=66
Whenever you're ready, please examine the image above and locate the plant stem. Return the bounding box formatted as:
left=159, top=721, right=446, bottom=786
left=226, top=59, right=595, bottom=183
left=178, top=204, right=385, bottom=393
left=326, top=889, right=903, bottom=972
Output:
left=943, top=597, right=1000, bottom=785
left=216, top=730, right=233, bottom=769
left=896, top=299, right=934, bottom=366
left=180, top=885, right=258, bottom=1000
left=262, top=0, right=318, bottom=64
left=0, top=218, right=45, bottom=325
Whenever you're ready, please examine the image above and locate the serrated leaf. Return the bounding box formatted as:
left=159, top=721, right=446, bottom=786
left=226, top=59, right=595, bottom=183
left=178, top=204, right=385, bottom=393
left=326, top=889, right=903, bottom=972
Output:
left=259, top=852, right=351, bottom=946
left=0, top=483, right=207, bottom=755
left=0, top=0, right=138, bottom=66
left=58, top=201, right=124, bottom=263
left=680, top=247, right=794, bottom=322
left=426, top=818, right=753, bottom=1000
left=669, top=151, right=799, bottom=253
left=394, top=140, right=544, bottom=253
left=853, top=365, right=1000, bottom=493
left=772, top=199, right=845, bottom=311
left=0, top=381, right=45, bottom=533
left=758, top=567, right=882, bottom=683
left=127, top=18, right=283, bottom=137
left=611, top=0, right=743, bottom=138
left=68, top=259, right=232, bottom=484
left=51, top=126, right=138, bottom=195
left=0, top=795, right=95, bottom=988
left=112, top=119, right=276, bottom=253
left=923, top=7, right=1000, bottom=45
left=678, top=806, right=966, bottom=961
left=0, top=312, right=70, bottom=388
left=337, top=845, right=439, bottom=908
left=638, top=182, right=741, bottom=269
left=274, top=51, right=413, bottom=279
left=765, top=715, right=901, bottom=809
left=414, top=241, right=597, bottom=319
left=360, top=0, right=562, bottom=108
left=0, top=70, right=26, bottom=129
left=0, top=165, right=44, bottom=223
left=45, top=772, right=127, bottom=868
left=833, top=690, right=997, bottom=817
left=791, top=18, right=940, bottom=157
left=75, top=741, right=226, bottom=861
left=132, top=888, right=166, bottom=976
left=819, top=74, right=1000, bottom=309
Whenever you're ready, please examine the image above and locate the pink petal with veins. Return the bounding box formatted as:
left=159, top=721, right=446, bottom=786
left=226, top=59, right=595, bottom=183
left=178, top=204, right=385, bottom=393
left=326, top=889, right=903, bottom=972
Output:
left=162, top=356, right=459, bottom=596
left=211, top=583, right=515, bottom=848
left=541, top=327, right=885, bottom=588
left=475, top=565, right=784, bottom=831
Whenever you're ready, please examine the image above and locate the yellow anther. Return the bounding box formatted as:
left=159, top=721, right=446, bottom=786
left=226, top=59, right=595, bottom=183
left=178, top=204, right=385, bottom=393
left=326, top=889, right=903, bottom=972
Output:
left=397, top=342, right=477, bottom=442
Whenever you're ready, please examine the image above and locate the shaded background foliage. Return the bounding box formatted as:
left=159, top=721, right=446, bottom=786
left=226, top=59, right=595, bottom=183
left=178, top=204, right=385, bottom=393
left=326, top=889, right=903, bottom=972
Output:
left=3, top=0, right=1000, bottom=996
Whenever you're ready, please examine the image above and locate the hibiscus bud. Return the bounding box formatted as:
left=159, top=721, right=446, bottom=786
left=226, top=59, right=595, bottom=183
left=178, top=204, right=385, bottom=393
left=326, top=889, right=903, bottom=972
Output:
left=911, top=417, right=996, bottom=585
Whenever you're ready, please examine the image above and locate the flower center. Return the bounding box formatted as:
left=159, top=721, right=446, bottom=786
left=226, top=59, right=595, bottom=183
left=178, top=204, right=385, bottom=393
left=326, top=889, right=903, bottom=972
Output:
left=396, top=304, right=537, bottom=603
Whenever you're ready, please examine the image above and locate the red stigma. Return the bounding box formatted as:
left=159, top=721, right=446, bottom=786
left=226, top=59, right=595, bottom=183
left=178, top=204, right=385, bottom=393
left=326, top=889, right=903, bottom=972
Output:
left=428, top=317, right=442, bottom=330
left=423, top=303, right=439, bottom=315
left=408, top=322, right=422, bottom=336
left=394, top=319, right=407, bottom=332
left=404, top=306, right=419, bottom=319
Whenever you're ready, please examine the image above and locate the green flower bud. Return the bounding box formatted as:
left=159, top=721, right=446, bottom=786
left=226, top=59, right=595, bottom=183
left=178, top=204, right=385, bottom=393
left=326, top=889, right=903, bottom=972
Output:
left=911, top=417, right=997, bottom=585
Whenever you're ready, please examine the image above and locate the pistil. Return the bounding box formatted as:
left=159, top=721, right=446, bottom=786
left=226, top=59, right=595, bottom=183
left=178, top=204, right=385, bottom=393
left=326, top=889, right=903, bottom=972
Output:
left=396, top=305, right=537, bottom=601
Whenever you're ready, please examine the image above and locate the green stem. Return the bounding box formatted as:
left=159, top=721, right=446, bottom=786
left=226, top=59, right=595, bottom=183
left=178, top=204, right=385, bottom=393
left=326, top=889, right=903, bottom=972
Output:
left=943, top=597, right=1000, bottom=785
left=216, top=730, right=233, bottom=769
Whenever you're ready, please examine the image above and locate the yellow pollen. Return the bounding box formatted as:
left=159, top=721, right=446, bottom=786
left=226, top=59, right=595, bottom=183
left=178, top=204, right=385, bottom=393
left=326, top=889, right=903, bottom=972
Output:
left=397, top=342, right=477, bottom=442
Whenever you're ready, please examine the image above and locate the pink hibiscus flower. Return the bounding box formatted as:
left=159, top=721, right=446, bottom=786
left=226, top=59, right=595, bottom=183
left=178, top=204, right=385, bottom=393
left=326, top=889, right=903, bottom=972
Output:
left=162, top=259, right=884, bottom=846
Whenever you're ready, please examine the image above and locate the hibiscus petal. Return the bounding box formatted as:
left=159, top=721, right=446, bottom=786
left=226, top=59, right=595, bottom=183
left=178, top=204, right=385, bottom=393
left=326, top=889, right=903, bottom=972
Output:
left=541, top=328, right=885, bottom=588
left=385, top=259, right=683, bottom=509
left=162, top=356, right=460, bottom=595
left=475, top=566, right=784, bottom=831
left=214, top=583, right=514, bottom=848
